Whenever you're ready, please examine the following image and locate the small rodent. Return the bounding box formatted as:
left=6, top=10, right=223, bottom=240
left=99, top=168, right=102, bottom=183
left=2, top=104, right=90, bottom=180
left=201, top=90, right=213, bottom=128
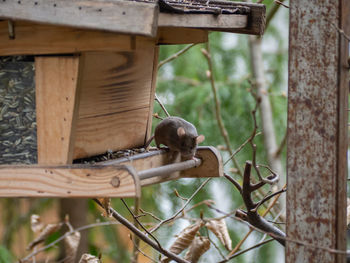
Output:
left=149, top=116, right=205, bottom=159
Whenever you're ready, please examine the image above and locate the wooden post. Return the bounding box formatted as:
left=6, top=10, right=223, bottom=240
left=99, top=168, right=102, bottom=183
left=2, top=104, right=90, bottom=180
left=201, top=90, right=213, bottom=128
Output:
left=287, top=1, right=349, bottom=262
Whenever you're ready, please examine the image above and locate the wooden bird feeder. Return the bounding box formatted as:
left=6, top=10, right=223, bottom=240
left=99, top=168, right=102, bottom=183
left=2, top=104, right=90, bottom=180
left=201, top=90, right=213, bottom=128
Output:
left=0, top=0, right=265, bottom=198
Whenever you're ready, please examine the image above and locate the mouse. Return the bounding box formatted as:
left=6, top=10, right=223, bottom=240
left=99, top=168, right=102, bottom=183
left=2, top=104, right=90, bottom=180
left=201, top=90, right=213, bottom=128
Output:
left=146, top=116, right=205, bottom=159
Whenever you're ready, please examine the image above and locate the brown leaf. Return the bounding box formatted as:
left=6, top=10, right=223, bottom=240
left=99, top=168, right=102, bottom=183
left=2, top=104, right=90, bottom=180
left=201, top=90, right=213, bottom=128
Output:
left=97, top=198, right=112, bottom=217
left=64, top=231, right=81, bottom=263
left=27, top=223, right=63, bottom=250
left=79, top=254, right=101, bottom=263
left=161, top=222, right=203, bottom=263
left=184, top=236, right=210, bottom=263
left=30, top=214, right=44, bottom=233
left=206, top=218, right=232, bottom=250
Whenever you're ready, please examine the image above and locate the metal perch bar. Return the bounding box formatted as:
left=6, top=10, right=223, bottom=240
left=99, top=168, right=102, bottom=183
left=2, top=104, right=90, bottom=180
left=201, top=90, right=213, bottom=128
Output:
left=138, top=158, right=202, bottom=180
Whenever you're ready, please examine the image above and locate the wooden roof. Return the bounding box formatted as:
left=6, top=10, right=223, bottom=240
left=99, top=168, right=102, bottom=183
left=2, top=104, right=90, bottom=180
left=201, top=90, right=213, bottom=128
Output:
left=0, top=0, right=265, bottom=37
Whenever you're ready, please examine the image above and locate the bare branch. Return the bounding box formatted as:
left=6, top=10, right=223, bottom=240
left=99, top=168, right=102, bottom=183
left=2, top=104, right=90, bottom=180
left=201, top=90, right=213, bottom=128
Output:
left=202, top=43, right=243, bottom=177
left=20, top=221, right=121, bottom=262
left=120, top=198, right=162, bottom=249
left=158, top=43, right=197, bottom=69
left=218, top=238, right=274, bottom=263
left=155, top=94, right=170, bottom=117
left=224, top=173, right=242, bottom=193
left=129, top=234, right=158, bottom=263
left=150, top=178, right=212, bottom=233
left=93, top=199, right=190, bottom=263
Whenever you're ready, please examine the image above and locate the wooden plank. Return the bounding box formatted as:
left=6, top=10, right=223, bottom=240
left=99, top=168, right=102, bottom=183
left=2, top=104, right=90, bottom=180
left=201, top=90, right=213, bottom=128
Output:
left=158, top=1, right=265, bottom=35
left=102, top=146, right=223, bottom=187
left=0, top=0, right=158, bottom=37
left=157, top=28, right=208, bottom=44
left=158, top=13, right=247, bottom=30
left=35, top=56, right=81, bottom=164
left=74, top=108, right=150, bottom=159
left=286, top=0, right=349, bottom=262
left=0, top=21, right=140, bottom=56
left=0, top=165, right=140, bottom=197
left=73, top=42, right=156, bottom=159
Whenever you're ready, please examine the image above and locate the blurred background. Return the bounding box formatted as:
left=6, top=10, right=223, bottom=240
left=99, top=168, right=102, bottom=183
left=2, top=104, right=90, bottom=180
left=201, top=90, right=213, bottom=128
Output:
left=0, top=0, right=289, bottom=262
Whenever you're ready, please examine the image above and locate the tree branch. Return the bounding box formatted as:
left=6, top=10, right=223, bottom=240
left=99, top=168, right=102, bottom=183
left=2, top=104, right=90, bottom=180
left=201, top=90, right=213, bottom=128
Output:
left=93, top=199, right=190, bottom=263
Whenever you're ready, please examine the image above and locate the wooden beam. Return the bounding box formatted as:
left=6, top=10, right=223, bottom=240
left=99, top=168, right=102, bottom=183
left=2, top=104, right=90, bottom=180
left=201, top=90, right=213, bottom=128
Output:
left=158, top=13, right=247, bottom=30
left=287, top=0, right=349, bottom=262
left=0, top=165, right=140, bottom=197
left=0, top=0, right=158, bottom=37
left=102, top=146, right=223, bottom=186
left=0, top=21, right=143, bottom=56
left=35, top=56, right=81, bottom=164
left=157, top=28, right=208, bottom=44
left=158, top=1, right=265, bottom=35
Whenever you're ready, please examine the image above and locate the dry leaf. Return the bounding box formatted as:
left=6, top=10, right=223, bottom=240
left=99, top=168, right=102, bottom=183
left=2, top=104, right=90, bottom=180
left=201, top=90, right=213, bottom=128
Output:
left=161, top=222, right=203, bottom=263
left=97, top=198, right=112, bottom=217
left=30, top=214, right=44, bottom=233
left=184, top=236, right=210, bottom=263
left=64, top=231, right=81, bottom=263
left=27, top=223, right=63, bottom=250
left=79, top=254, right=100, bottom=263
left=206, top=218, right=232, bottom=250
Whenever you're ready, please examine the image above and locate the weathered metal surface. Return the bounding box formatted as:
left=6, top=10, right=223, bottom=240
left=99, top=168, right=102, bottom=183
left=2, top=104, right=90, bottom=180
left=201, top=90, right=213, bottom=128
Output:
left=287, top=1, right=349, bottom=262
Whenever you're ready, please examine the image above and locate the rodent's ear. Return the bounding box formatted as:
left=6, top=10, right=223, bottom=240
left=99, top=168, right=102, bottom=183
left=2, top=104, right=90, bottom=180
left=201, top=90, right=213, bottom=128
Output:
left=177, top=127, right=186, bottom=137
left=196, top=135, right=205, bottom=144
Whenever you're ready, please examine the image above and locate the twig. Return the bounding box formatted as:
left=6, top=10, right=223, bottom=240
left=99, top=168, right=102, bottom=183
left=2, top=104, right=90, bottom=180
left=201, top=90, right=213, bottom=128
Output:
left=129, top=234, right=158, bottom=263
left=218, top=238, right=274, bottom=263
left=150, top=178, right=211, bottom=233
left=174, top=189, right=189, bottom=201
left=227, top=185, right=284, bottom=257
left=202, top=43, right=243, bottom=177
left=274, top=130, right=287, bottom=158
left=158, top=43, right=197, bottom=69
left=139, top=208, right=162, bottom=222
left=121, top=198, right=162, bottom=249
left=20, top=221, right=121, bottom=262
left=206, top=229, right=228, bottom=261
left=224, top=173, right=242, bottom=193
left=223, top=132, right=262, bottom=166
left=249, top=102, right=279, bottom=184
left=253, top=187, right=286, bottom=212
left=155, top=94, right=170, bottom=117
left=236, top=161, right=285, bottom=245
left=327, top=18, right=350, bottom=42
left=93, top=199, right=190, bottom=263
left=131, top=197, right=141, bottom=263
left=274, top=0, right=289, bottom=8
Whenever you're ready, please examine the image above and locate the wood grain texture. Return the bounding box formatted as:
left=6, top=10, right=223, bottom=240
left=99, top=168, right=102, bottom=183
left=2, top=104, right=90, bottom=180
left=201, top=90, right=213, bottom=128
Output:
left=0, top=165, right=139, bottom=197
left=0, top=0, right=158, bottom=37
left=0, top=21, right=139, bottom=56
left=158, top=13, right=247, bottom=30
left=286, top=1, right=349, bottom=262
left=102, top=146, right=223, bottom=187
left=73, top=41, right=156, bottom=159
left=157, top=27, right=208, bottom=44
left=35, top=56, right=81, bottom=164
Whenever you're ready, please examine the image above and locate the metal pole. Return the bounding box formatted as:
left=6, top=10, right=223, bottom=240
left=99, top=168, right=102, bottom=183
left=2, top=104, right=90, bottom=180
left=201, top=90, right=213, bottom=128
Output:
left=138, top=158, right=202, bottom=180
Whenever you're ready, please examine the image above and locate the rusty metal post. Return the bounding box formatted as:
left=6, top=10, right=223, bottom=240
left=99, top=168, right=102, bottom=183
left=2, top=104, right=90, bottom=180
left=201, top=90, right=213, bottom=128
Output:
left=287, top=1, right=350, bottom=263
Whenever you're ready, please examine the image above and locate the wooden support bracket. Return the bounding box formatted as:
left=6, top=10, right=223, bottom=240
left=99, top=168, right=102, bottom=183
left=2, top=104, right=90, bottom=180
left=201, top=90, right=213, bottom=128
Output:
left=0, top=165, right=141, bottom=198
left=103, top=146, right=223, bottom=187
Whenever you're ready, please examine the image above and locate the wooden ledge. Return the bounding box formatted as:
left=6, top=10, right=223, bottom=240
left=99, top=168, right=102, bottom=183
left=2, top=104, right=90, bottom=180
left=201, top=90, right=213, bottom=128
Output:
left=0, top=164, right=141, bottom=198
left=103, top=146, right=223, bottom=187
